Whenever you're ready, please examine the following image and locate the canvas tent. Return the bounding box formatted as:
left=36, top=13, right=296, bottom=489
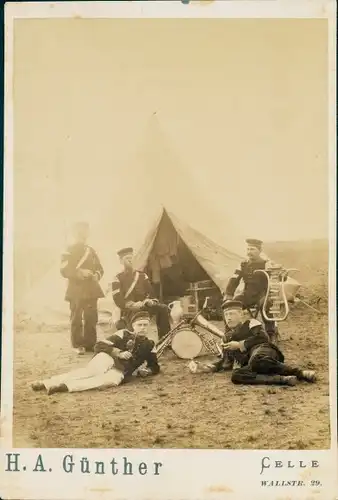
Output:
left=133, top=208, right=241, bottom=300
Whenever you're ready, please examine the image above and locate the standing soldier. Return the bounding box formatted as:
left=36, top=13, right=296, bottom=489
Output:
left=60, top=221, right=104, bottom=355
left=111, top=247, right=171, bottom=340
left=224, top=238, right=286, bottom=340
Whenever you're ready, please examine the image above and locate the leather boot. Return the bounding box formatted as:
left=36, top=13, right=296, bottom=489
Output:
left=254, top=375, right=297, bottom=386
left=47, top=383, right=69, bottom=395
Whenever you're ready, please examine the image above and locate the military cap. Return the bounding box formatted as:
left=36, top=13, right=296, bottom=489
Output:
left=117, top=247, right=134, bottom=258
left=245, top=238, right=263, bottom=249
left=221, top=300, right=244, bottom=311
left=130, top=311, right=151, bottom=324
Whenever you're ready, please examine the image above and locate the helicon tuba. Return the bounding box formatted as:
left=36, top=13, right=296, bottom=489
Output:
left=254, top=261, right=289, bottom=322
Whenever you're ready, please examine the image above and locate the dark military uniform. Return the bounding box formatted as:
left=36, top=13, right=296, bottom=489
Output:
left=225, top=257, right=276, bottom=335
left=111, top=270, right=171, bottom=339
left=60, top=243, right=104, bottom=350
left=226, top=257, right=268, bottom=305
left=213, top=318, right=304, bottom=385
left=94, top=329, right=160, bottom=380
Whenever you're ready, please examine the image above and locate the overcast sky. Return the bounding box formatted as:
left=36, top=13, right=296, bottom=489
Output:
left=13, top=18, right=328, bottom=252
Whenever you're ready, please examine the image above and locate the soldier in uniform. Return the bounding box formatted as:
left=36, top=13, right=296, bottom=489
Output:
left=111, top=247, right=171, bottom=340
left=31, top=311, right=160, bottom=395
left=224, top=238, right=286, bottom=340
left=195, top=300, right=316, bottom=386
left=60, top=221, right=104, bottom=355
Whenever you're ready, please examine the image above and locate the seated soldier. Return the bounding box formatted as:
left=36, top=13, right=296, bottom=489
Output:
left=224, top=238, right=287, bottom=341
left=31, top=311, right=160, bottom=395
left=111, top=247, right=171, bottom=340
left=191, top=300, right=316, bottom=387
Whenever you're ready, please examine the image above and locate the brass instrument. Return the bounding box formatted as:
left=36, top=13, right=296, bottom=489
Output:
left=156, top=323, right=181, bottom=358
left=156, top=298, right=224, bottom=359
left=254, top=262, right=298, bottom=322
left=192, top=313, right=224, bottom=356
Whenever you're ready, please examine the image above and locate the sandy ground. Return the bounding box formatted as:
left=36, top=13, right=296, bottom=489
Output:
left=12, top=240, right=331, bottom=449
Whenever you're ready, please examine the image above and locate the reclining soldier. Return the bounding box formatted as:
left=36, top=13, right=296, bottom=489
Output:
left=31, top=311, right=160, bottom=395
left=192, top=300, right=316, bottom=387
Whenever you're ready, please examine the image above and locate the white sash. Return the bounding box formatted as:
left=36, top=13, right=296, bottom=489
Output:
left=76, top=246, right=91, bottom=270
left=124, top=271, right=140, bottom=300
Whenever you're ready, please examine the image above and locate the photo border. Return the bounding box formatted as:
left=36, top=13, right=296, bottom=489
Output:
left=1, top=2, right=337, bottom=499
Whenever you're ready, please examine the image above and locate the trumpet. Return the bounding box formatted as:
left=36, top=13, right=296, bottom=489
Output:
left=192, top=313, right=224, bottom=356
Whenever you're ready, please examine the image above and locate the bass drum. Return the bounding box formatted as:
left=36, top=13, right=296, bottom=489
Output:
left=171, top=327, right=203, bottom=360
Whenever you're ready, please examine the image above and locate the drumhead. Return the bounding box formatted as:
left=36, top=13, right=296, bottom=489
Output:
left=171, top=327, right=203, bottom=359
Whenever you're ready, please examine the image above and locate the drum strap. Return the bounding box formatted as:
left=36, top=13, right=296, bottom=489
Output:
left=124, top=271, right=140, bottom=300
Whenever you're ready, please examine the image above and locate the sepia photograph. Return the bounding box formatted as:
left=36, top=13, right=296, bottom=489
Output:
left=1, top=1, right=337, bottom=499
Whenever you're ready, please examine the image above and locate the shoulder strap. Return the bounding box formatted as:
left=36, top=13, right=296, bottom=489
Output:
left=249, top=318, right=262, bottom=329
left=114, top=330, right=125, bottom=339
left=124, top=271, right=140, bottom=299
left=76, top=246, right=91, bottom=270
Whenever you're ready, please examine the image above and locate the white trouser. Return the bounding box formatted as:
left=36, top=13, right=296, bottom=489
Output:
left=42, top=352, right=125, bottom=392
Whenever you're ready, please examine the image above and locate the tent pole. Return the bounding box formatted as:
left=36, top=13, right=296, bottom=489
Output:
left=159, top=274, right=163, bottom=302
left=294, top=297, right=323, bottom=314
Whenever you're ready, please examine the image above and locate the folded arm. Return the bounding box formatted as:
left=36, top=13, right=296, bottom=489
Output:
left=94, top=335, right=124, bottom=358
left=143, top=273, right=156, bottom=299
left=144, top=341, right=160, bottom=375
left=225, top=264, right=243, bottom=298
left=238, top=325, right=269, bottom=353
left=135, top=341, right=160, bottom=377
left=92, top=250, right=104, bottom=281
left=60, top=250, right=78, bottom=279
left=111, top=277, right=126, bottom=309
left=126, top=274, right=157, bottom=309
